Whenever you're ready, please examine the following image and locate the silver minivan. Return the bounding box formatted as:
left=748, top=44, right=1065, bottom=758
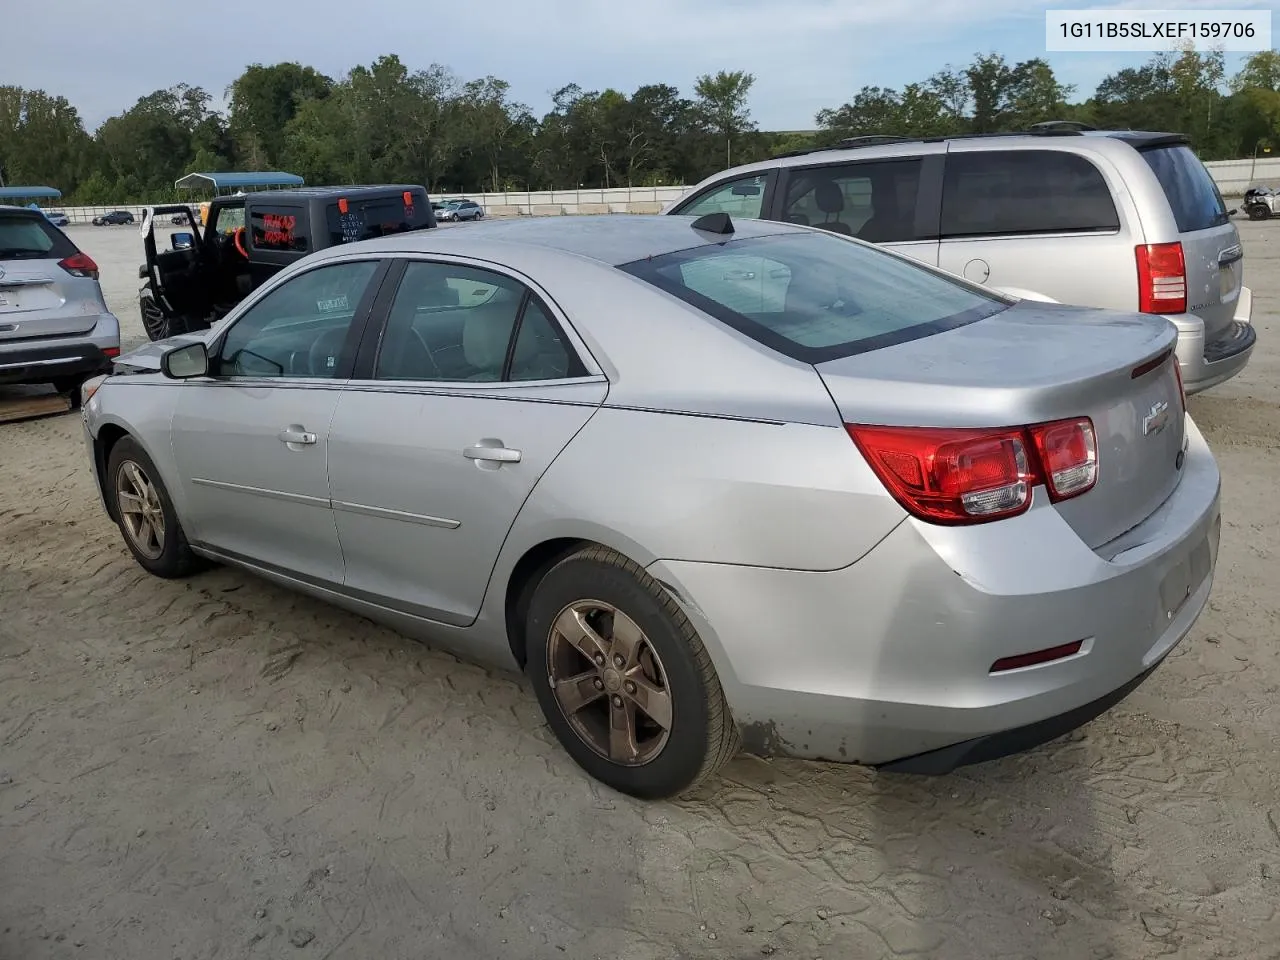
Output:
left=665, top=131, right=1255, bottom=395
left=0, top=204, right=121, bottom=401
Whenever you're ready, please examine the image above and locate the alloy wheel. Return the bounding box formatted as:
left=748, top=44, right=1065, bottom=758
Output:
left=546, top=600, right=673, bottom=766
left=115, top=460, right=166, bottom=560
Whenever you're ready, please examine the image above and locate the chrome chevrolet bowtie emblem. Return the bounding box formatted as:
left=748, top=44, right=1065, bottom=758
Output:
left=1143, top=399, right=1170, bottom=437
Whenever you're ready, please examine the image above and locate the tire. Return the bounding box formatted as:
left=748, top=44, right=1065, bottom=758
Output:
left=139, top=289, right=172, bottom=341
left=1247, top=204, right=1271, bottom=221
left=106, top=436, right=201, bottom=579
left=52, top=374, right=90, bottom=407
left=525, top=545, right=739, bottom=799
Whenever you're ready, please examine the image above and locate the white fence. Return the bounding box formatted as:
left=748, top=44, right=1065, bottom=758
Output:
left=36, top=156, right=1280, bottom=225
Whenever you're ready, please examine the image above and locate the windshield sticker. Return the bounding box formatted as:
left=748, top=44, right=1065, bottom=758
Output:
left=316, top=294, right=350, bottom=313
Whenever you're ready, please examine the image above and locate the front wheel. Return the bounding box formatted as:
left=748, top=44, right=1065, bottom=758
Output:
left=525, top=545, right=739, bottom=799
left=1247, top=204, right=1271, bottom=221
left=106, top=437, right=202, bottom=579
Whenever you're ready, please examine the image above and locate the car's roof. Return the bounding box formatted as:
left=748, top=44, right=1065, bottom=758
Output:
left=338, top=213, right=799, bottom=267
left=238, top=185, right=427, bottom=202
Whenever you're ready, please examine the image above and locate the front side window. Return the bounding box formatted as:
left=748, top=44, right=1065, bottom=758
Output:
left=781, top=158, right=924, bottom=242
left=941, top=150, right=1121, bottom=239
left=619, top=232, right=1007, bottom=363
left=675, top=174, right=769, bottom=219
left=217, top=260, right=379, bottom=378
left=374, top=261, right=582, bottom=382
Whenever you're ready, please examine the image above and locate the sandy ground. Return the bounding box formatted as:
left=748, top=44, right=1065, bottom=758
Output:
left=1, top=220, right=1279, bottom=960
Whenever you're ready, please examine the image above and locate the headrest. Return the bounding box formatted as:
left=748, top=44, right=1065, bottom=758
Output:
left=814, top=181, right=845, bottom=214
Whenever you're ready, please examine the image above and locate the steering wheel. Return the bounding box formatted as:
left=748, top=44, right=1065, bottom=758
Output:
left=308, top=327, right=349, bottom=377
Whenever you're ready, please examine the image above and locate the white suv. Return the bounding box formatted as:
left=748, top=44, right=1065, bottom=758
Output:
left=665, top=129, right=1254, bottom=395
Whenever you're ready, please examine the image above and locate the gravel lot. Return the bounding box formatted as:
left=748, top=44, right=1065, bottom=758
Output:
left=1, top=220, right=1278, bottom=960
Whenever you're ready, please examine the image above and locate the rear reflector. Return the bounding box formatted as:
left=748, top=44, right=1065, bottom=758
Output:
left=1135, top=242, right=1186, bottom=314
left=103, top=347, right=120, bottom=358
left=58, top=251, right=99, bottom=281
left=991, top=640, right=1083, bottom=673
left=847, top=417, right=1098, bottom=525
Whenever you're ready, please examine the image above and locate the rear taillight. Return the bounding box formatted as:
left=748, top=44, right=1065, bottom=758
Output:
left=1029, top=418, right=1097, bottom=501
left=58, top=251, right=99, bottom=281
left=847, top=417, right=1098, bottom=525
left=1135, top=242, right=1186, bottom=314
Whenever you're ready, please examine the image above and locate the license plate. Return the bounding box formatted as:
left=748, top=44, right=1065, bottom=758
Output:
left=1220, top=262, right=1237, bottom=299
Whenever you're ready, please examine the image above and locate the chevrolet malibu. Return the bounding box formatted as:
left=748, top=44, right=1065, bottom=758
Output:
left=79, top=213, right=1221, bottom=799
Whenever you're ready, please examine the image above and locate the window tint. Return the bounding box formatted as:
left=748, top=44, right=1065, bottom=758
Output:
left=217, top=260, right=379, bottom=378
left=1140, top=144, right=1229, bottom=233
left=326, top=193, right=432, bottom=244
left=941, top=150, right=1120, bottom=238
left=782, top=159, right=923, bottom=242
left=249, top=205, right=307, bottom=252
left=375, top=261, right=579, bottom=383
left=0, top=213, right=75, bottom=259
left=619, top=232, right=1006, bottom=363
left=677, top=174, right=768, bottom=219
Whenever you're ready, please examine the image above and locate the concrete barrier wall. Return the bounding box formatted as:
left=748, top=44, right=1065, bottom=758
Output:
left=32, top=156, right=1280, bottom=225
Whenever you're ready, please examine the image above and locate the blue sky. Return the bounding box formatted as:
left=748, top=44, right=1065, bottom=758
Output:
left=9, top=0, right=1275, bottom=131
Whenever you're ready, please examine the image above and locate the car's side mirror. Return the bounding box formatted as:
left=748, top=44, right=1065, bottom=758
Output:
left=171, top=231, right=194, bottom=250
left=160, top=342, right=209, bottom=379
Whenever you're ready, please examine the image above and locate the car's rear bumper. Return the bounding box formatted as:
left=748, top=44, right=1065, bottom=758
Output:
left=1173, top=287, right=1255, bottom=395
left=0, top=316, right=120, bottom=386
left=647, top=415, right=1221, bottom=771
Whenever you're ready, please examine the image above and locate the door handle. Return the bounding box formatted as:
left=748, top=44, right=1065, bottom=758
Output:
left=464, top=443, right=521, bottom=463
left=278, top=426, right=317, bottom=445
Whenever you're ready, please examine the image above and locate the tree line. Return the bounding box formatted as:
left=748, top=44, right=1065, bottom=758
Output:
left=0, top=47, right=1277, bottom=205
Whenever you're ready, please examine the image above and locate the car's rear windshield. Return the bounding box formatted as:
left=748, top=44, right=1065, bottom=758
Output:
left=327, top=195, right=434, bottom=244
left=619, top=231, right=1008, bottom=363
left=0, top=212, right=76, bottom=260
left=1141, top=144, right=1229, bottom=233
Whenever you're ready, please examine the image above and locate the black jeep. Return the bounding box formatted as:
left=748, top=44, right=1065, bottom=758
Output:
left=137, top=184, right=437, bottom=341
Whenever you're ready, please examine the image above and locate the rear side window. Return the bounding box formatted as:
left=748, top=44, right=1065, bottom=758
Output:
left=249, top=205, right=308, bottom=253
left=781, top=158, right=923, bottom=242
left=0, top=213, right=76, bottom=260
left=327, top=194, right=432, bottom=244
left=941, top=150, right=1120, bottom=238
left=1140, top=144, right=1229, bottom=233
left=619, top=232, right=1007, bottom=363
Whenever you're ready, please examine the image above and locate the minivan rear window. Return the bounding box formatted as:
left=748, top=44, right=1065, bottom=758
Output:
left=326, top=194, right=433, bottom=244
left=0, top=212, right=76, bottom=260
left=1140, top=144, right=1229, bottom=233
left=619, top=232, right=1008, bottom=363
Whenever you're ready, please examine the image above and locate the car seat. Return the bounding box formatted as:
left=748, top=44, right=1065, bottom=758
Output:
left=811, top=181, right=853, bottom=236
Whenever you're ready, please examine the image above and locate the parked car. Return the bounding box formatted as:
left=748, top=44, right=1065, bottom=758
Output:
left=43, top=210, right=70, bottom=227
left=1242, top=185, right=1277, bottom=221
left=666, top=128, right=1255, bottom=396
left=135, top=184, right=436, bottom=341
left=0, top=204, right=120, bottom=400
left=436, top=199, right=485, bottom=222
left=93, top=210, right=135, bottom=226
left=81, top=214, right=1220, bottom=799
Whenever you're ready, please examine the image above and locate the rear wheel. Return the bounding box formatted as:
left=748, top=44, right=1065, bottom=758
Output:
left=1247, top=204, right=1271, bottom=221
left=106, top=437, right=201, bottom=578
left=525, top=545, right=739, bottom=799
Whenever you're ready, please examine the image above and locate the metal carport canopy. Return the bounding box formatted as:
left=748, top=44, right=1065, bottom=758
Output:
left=174, top=171, right=305, bottom=194
left=0, top=186, right=62, bottom=200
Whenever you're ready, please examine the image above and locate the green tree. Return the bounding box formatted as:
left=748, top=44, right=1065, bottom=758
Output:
left=228, top=63, right=332, bottom=168
left=693, top=70, right=756, bottom=168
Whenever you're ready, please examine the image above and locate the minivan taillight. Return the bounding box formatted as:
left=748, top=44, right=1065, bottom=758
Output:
left=58, top=252, right=99, bottom=281
left=847, top=418, right=1098, bottom=525
left=1135, top=242, right=1186, bottom=314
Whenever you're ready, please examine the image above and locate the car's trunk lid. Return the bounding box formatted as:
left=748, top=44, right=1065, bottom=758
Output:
left=816, top=301, right=1185, bottom=549
left=0, top=259, right=101, bottom=340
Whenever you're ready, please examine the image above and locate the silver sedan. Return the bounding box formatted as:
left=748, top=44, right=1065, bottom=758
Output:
left=80, top=214, right=1222, bottom=799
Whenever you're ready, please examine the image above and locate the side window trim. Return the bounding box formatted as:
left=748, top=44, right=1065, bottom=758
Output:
left=207, top=256, right=393, bottom=382
left=356, top=255, right=593, bottom=388
left=671, top=170, right=777, bottom=219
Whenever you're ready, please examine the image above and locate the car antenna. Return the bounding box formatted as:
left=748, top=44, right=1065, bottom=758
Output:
left=691, top=212, right=734, bottom=235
